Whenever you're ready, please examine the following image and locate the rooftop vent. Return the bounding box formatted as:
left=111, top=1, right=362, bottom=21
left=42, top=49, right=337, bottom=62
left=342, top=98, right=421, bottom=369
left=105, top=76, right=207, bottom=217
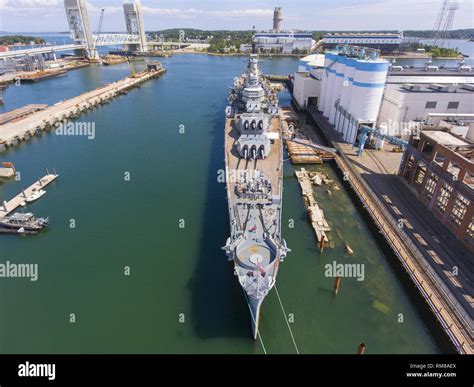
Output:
left=458, top=65, right=472, bottom=72
left=425, top=65, right=439, bottom=72
left=428, top=83, right=457, bottom=92
left=402, top=83, right=421, bottom=91
left=461, top=83, right=474, bottom=91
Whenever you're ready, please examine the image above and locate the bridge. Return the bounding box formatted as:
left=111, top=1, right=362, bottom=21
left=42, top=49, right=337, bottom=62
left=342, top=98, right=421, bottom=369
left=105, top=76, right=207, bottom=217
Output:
left=1, top=0, right=148, bottom=62
left=64, top=0, right=147, bottom=59
left=0, top=44, right=84, bottom=60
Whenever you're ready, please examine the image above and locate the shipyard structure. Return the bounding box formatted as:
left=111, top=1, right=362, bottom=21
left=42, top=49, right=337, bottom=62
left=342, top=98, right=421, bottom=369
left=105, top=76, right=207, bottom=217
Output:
left=241, top=7, right=314, bottom=54
left=322, top=32, right=404, bottom=54
left=400, top=130, right=473, bottom=250
left=291, top=44, right=473, bottom=352
left=293, top=46, right=474, bottom=248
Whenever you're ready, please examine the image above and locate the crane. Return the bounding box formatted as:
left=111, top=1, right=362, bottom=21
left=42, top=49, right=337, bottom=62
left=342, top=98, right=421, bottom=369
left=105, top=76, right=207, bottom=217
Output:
left=357, top=126, right=408, bottom=157
left=432, top=0, right=459, bottom=48
left=125, top=55, right=136, bottom=78
left=97, top=8, right=105, bottom=34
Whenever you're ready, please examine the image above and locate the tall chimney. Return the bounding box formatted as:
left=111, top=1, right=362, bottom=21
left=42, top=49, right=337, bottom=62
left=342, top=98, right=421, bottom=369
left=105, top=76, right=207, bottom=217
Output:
left=273, top=7, right=283, bottom=32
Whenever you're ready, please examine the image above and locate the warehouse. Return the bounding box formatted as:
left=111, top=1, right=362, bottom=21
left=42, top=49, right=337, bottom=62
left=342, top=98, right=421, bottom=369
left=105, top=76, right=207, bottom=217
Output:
left=378, top=65, right=474, bottom=138
left=323, top=32, right=403, bottom=53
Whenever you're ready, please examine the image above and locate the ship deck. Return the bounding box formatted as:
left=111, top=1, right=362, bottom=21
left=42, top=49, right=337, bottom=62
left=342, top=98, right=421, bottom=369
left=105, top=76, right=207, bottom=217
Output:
left=225, top=116, right=282, bottom=202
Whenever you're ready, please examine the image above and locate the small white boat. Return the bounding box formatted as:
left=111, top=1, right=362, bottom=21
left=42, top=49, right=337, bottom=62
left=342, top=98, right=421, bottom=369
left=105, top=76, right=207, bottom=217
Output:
left=26, top=189, right=46, bottom=203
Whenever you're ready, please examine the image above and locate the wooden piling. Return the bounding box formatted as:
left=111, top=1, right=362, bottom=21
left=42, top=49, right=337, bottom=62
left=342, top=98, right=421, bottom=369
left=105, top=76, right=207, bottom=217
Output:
left=333, top=276, right=341, bottom=295
left=357, top=342, right=366, bottom=355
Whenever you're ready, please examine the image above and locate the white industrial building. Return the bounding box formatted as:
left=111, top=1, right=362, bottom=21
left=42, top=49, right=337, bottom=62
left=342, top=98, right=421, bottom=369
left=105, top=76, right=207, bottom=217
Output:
left=378, top=67, right=474, bottom=139
left=242, top=7, right=314, bottom=54
left=317, top=49, right=390, bottom=144
left=292, top=54, right=325, bottom=109
left=251, top=31, right=314, bottom=54
left=323, top=32, right=404, bottom=53
left=292, top=49, right=474, bottom=144
left=292, top=49, right=392, bottom=145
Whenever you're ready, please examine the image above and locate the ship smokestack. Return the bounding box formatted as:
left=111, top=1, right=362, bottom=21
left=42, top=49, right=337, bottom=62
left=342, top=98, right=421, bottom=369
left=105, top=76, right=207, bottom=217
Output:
left=273, top=7, right=283, bottom=32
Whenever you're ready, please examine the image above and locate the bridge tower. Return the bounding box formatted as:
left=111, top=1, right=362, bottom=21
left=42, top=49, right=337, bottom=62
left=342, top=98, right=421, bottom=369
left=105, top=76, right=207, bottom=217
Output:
left=123, top=0, right=148, bottom=53
left=63, top=0, right=98, bottom=59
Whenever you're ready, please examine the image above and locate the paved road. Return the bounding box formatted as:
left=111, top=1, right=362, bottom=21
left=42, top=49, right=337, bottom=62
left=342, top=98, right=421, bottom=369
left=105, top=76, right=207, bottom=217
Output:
left=343, top=145, right=473, bottom=317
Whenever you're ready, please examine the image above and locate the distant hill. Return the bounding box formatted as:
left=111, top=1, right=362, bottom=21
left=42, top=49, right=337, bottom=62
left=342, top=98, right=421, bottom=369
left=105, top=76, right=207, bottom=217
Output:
left=0, top=35, right=46, bottom=45
left=147, top=28, right=474, bottom=43
left=403, top=29, right=474, bottom=40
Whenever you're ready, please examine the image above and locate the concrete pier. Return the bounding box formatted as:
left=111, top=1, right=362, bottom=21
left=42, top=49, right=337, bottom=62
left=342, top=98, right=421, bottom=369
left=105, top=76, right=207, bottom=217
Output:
left=0, top=67, right=165, bottom=150
left=0, top=174, right=59, bottom=218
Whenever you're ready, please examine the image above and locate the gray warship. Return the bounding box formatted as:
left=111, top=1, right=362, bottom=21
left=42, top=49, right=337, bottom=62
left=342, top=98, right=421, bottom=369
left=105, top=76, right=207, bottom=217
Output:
left=223, top=54, right=290, bottom=339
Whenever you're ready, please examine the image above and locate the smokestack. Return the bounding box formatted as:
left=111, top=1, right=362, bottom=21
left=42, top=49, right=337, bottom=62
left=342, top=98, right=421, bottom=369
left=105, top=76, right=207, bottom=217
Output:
left=273, top=7, right=283, bottom=32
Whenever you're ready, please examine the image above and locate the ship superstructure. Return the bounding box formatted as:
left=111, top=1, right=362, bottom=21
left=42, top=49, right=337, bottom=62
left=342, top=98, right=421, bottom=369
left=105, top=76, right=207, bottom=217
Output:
left=223, top=55, right=289, bottom=339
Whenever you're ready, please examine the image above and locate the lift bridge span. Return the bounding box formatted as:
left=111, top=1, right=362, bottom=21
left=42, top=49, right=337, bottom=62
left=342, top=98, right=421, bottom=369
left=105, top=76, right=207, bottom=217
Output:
left=1, top=0, right=148, bottom=61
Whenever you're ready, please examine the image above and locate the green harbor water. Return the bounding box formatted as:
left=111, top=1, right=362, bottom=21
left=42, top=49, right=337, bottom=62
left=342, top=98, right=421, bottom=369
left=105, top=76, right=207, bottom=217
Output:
left=0, top=54, right=441, bottom=354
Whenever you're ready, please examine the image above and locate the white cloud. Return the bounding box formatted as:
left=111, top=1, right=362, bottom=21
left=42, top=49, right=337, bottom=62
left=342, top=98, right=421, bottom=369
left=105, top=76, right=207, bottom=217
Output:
left=2, top=0, right=61, bottom=8
left=141, top=6, right=273, bottom=19
left=316, top=0, right=473, bottom=30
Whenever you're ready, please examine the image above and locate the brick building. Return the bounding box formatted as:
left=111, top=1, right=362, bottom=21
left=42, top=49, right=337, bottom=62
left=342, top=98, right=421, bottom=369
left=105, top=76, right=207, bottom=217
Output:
left=399, top=129, right=473, bottom=251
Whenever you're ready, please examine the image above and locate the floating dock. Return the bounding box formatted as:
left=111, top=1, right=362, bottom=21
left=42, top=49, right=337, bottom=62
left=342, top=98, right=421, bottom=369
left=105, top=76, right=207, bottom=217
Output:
left=0, top=173, right=59, bottom=218
left=295, top=168, right=331, bottom=246
left=0, top=66, right=166, bottom=151
left=280, top=107, right=335, bottom=164
left=16, top=69, right=68, bottom=83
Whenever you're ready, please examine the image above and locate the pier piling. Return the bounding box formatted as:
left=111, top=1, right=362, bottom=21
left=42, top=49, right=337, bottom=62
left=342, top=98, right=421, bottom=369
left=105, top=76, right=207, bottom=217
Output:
left=357, top=342, right=366, bottom=355
left=333, top=276, right=341, bottom=295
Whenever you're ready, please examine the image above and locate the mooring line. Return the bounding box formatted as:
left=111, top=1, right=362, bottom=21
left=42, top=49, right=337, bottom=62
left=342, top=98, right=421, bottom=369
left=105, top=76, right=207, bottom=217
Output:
left=274, top=285, right=300, bottom=354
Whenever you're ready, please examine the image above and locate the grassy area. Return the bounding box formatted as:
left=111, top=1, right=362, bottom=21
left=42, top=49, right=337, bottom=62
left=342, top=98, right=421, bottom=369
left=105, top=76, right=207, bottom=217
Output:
left=418, top=44, right=461, bottom=57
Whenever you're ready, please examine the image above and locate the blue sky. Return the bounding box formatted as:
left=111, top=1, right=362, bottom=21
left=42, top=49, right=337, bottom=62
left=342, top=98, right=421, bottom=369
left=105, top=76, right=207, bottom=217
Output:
left=0, top=0, right=473, bottom=32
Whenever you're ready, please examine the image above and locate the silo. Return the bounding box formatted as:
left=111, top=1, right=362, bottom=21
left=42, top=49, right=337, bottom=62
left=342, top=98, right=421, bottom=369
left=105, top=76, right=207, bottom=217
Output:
left=273, top=7, right=284, bottom=31
left=344, top=58, right=389, bottom=143
left=318, top=54, right=332, bottom=111
left=329, top=55, right=346, bottom=125
left=298, top=54, right=316, bottom=73
left=337, top=57, right=356, bottom=134
left=322, top=52, right=337, bottom=118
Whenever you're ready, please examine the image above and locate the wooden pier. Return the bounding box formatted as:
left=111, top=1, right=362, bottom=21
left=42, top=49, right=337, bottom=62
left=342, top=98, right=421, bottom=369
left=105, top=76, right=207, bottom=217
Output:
left=295, top=168, right=331, bottom=246
left=0, top=67, right=165, bottom=151
left=280, top=107, right=335, bottom=164
left=0, top=173, right=59, bottom=218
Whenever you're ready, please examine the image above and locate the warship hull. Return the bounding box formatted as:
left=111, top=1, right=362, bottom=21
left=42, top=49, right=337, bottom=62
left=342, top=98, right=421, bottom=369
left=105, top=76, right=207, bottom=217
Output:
left=223, top=55, right=289, bottom=339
